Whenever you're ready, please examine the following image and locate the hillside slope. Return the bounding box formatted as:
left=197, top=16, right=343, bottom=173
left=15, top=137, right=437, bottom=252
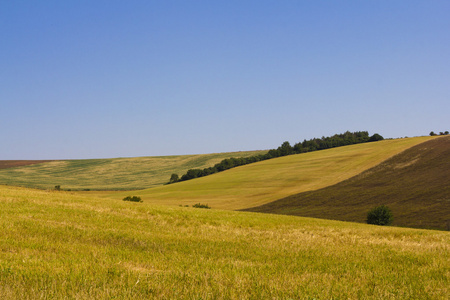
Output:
left=0, top=150, right=265, bottom=190
left=0, top=185, right=448, bottom=299
left=108, top=136, right=437, bottom=210
left=0, top=160, right=53, bottom=169
left=246, top=136, right=450, bottom=230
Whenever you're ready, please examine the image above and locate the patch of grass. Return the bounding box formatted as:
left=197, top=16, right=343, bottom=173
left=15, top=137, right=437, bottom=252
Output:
left=0, top=185, right=449, bottom=299
left=0, top=150, right=266, bottom=191
left=106, top=136, right=437, bottom=210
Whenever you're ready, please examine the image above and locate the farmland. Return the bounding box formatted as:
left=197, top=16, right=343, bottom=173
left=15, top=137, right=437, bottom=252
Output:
left=247, top=135, right=450, bottom=230
left=0, top=185, right=448, bottom=299
left=105, top=136, right=437, bottom=210
left=0, top=150, right=265, bottom=191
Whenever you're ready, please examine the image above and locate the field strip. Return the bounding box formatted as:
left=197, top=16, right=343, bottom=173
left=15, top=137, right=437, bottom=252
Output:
left=105, top=136, right=438, bottom=210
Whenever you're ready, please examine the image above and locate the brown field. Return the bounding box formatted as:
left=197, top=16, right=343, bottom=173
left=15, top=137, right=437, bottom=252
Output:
left=246, top=135, right=450, bottom=230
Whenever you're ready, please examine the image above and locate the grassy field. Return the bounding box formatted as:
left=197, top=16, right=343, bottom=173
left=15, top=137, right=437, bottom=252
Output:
left=105, top=136, right=437, bottom=210
left=1, top=185, right=448, bottom=299
left=0, top=160, right=53, bottom=169
left=0, top=150, right=265, bottom=191
left=247, top=135, right=450, bottom=230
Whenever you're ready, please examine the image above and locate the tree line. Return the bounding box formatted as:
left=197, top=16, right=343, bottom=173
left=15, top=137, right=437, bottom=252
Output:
left=430, top=131, right=449, bottom=136
left=168, top=131, right=384, bottom=184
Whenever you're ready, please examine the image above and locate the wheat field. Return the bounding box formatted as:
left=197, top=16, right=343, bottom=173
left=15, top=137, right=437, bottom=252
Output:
left=0, top=185, right=448, bottom=299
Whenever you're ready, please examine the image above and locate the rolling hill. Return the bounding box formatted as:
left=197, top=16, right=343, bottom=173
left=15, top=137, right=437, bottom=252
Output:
left=246, top=135, right=450, bottom=230
left=0, top=150, right=265, bottom=190
left=106, top=136, right=438, bottom=211
left=0, top=184, right=448, bottom=299
left=1, top=136, right=448, bottom=298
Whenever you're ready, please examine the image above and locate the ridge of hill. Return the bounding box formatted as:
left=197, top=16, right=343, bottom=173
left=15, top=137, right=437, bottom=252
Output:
left=0, top=150, right=266, bottom=190
left=0, top=160, right=53, bottom=169
left=107, top=136, right=437, bottom=210
left=246, top=136, right=450, bottom=230
left=0, top=184, right=448, bottom=298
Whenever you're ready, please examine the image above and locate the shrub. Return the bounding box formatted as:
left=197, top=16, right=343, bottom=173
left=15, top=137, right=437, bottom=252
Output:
left=367, top=205, right=393, bottom=226
left=123, top=196, right=142, bottom=203
left=192, top=203, right=211, bottom=209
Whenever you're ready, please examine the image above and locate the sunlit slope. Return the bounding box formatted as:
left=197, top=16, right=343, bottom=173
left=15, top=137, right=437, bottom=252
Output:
left=247, top=135, right=450, bottom=230
left=110, top=136, right=437, bottom=210
left=0, top=150, right=265, bottom=190
left=1, top=185, right=448, bottom=299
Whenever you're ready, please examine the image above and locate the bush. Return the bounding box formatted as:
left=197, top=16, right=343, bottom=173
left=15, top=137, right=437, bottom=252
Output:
left=367, top=205, right=393, bottom=225
left=123, top=196, right=142, bottom=203
left=192, top=203, right=211, bottom=209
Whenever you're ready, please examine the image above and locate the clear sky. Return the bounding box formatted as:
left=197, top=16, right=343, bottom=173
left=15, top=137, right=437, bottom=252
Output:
left=1, top=1, right=449, bottom=159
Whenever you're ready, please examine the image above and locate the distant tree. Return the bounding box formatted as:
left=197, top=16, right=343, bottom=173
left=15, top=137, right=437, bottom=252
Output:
left=181, top=169, right=203, bottom=181
left=430, top=131, right=437, bottom=136
left=369, top=133, right=384, bottom=142
left=277, top=141, right=293, bottom=156
left=445, top=131, right=449, bottom=135
left=293, top=142, right=304, bottom=153
left=367, top=205, right=393, bottom=226
left=54, top=185, right=61, bottom=191
left=169, top=173, right=179, bottom=184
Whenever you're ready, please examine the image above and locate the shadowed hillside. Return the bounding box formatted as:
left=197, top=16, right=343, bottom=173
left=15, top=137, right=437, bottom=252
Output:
left=246, top=136, right=450, bottom=230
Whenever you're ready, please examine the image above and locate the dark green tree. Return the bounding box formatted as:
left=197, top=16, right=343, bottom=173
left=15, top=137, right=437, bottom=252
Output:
left=169, top=173, right=179, bottom=184
left=369, top=133, right=384, bottom=142
left=277, top=141, right=293, bottom=156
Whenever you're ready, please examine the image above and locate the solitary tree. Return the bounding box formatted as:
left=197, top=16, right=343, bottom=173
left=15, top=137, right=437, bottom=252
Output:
left=367, top=205, right=393, bottom=226
left=369, top=133, right=384, bottom=142
left=169, top=173, right=179, bottom=184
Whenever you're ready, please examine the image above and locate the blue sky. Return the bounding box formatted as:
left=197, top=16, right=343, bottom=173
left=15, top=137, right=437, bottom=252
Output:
left=1, top=1, right=449, bottom=159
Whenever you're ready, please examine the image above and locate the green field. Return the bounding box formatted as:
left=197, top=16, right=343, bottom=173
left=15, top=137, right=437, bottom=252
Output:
left=105, top=136, right=437, bottom=210
left=1, top=185, right=448, bottom=299
left=0, top=150, right=266, bottom=191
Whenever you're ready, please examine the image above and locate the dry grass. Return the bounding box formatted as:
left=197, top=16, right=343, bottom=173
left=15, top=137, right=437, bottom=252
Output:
left=0, top=185, right=448, bottom=299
